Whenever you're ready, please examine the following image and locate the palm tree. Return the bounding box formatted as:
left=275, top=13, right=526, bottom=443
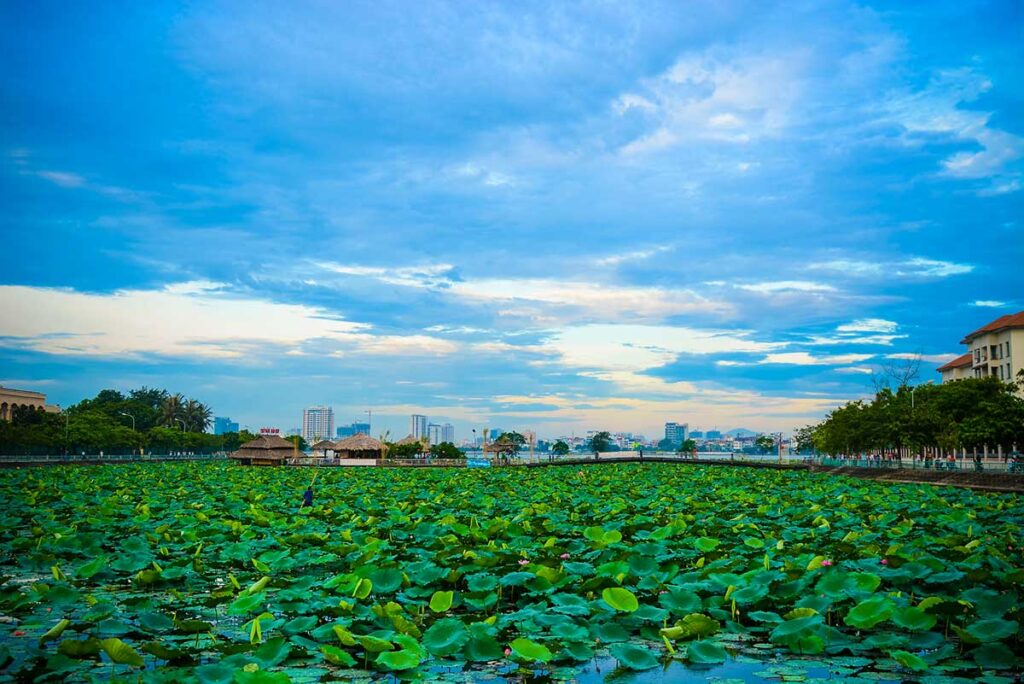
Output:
left=160, top=394, right=184, bottom=428
left=184, top=399, right=212, bottom=433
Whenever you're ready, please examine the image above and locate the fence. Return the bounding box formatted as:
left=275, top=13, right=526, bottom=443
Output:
left=0, top=452, right=228, bottom=465
left=813, top=455, right=1023, bottom=474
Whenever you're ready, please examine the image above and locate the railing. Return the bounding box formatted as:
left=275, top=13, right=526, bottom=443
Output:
left=0, top=452, right=229, bottom=464
left=812, top=456, right=1023, bottom=474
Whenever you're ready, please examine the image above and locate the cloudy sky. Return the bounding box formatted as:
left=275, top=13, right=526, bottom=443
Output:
left=1, top=1, right=1021, bottom=439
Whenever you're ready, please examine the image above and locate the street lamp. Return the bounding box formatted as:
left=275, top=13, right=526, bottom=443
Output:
left=119, top=411, right=136, bottom=430
left=175, top=418, right=186, bottom=431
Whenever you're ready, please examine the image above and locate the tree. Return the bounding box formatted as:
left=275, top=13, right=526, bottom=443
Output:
left=755, top=434, right=776, bottom=454
left=657, top=438, right=674, bottom=451
left=677, top=438, right=697, bottom=456
left=160, top=394, right=185, bottom=428
left=284, top=435, right=307, bottom=451
left=183, top=399, right=212, bottom=433
left=551, top=440, right=570, bottom=456
left=430, top=442, right=463, bottom=459
left=495, top=432, right=526, bottom=455
left=588, top=431, right=612, bottom=454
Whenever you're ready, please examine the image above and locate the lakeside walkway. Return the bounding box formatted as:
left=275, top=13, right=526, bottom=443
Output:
left=2, top=451, right=1021, bottom=492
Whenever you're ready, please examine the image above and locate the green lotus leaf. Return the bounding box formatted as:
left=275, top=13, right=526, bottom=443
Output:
left=971, top=643, right=1017, bottom=669
left=465, top=572, right=498, bottom=592
left=39, top=618, right=71, bottom=646
left=509, top=637, right=553, bottom=663
left=57, top=638, right=102, bottom=658
left=609, top=643, right=660, bottom=670
left=687, top=640, right=727, bottom=663
left=743, top=537, right=765, bottom=549
left=602, top=587, right=639, bottom=612
left=195, top=662, right=236, bottom=684
left=357, top=635, right=394, bottom=653
left=429, top=590, right=454, bottom=613
left=422, top=618, right=469, bottom=656
left=99, top=638, right=144, bottom=667
left=695, top=537, right=720, bottom=552
left=888, top=649, right=928, bottom=672
left=76, top=556, right=107, bottom=580
left=892, top=607, right=937, bottom=631
left=965, top=618, right=1019, bottom=643
left=376, top=648, right=421, bottom=670
left=464, top=634, right=504, bottom=662
left=254, top=638, right=291, bottom=667
left=321, top=644, right=357, bottom=667
left=844, top=596, right=894, bottom=629
left=561, top=562, right=595, bottom=576
left=228, top=592, right=266, bottom=615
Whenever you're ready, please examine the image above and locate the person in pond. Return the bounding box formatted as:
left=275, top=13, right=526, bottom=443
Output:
left=302, top=486, right=314, bottom=508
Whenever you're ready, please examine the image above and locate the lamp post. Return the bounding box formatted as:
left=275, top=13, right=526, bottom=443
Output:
left=910, top=380, right=934, bottom=410
left=175, top=418, right=186, bottom=431
left=119, top=411, right=135, bottom=430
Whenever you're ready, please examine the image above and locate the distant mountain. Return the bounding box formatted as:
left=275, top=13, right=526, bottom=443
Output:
left=726, top=428, right=757, bottom=438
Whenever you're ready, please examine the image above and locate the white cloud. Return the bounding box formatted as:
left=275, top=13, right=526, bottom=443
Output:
left=447, top=278, right=730, bottom=322
left=760, top=352, right=874, bottom=366
left=899, top=258, right=973, bottom=277
left=315, top=261, right=456, bottom=289
left=35, top=170, right=86, bottom=188
left=809, top=257, right=973, bottom=278
left=0, top=283, right=458, bottom=360
left=971, top=300, right=1006, bottom=308
left=594, top=245, right=673, bottom=266
left=834, top=366, right=874, bottom=375
left=884, top=66, right=1023, bottom=184
left=737, top=281, right=836, bottom=293
left=837, top=318, right=898, bottom=333
left=886, top=352, right=958, bottom=363
left=451, top=162, right=514, bottom=187
left=616, top=50, right=809, bottom=154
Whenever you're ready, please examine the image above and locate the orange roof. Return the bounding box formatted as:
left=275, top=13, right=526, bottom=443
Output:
left=937, top=352, right=972, bottom=372
left=961, top=311, right=1024, bottom=343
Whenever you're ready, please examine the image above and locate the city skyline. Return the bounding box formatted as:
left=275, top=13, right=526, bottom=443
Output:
left=1, top=2, right=1022, bottom=436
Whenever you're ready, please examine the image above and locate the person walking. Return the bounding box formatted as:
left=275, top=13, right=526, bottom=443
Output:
left=302, top=486, right=314, bottom=508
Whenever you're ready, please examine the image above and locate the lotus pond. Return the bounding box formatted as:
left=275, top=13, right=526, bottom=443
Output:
left=0, top=462, right=1020, bottom=683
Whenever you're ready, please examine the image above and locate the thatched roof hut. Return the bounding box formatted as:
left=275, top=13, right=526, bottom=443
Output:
left=230, top=435, right=295, bottom=466
left=311, top=439, right=336, bottom=456
left=333, top=433, right=385, bottom=459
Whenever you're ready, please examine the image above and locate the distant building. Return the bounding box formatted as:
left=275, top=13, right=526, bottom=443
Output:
left=441, top=423, right=455, bottom=443
left=0, top=386, right=60, bottom=422
left=489, top=427, right=503, bottom=441
left=427, top=423, right=442, bottom=445
left=336, top=421, right=371, bottom=438
left=664, top=422, right=689, bottom=446
left=690, top=430, right=704, bottom=439
left=302, top=406, right=334, bottom=443
left=411, top=414, right=427, bottom=440
left=937, top=311, right=1023, bottom=391
left=213, top=417, right=239, bottom=435
left=706, top=429, right=723, bottom=440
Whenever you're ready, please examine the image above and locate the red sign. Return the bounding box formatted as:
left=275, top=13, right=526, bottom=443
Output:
left=260, top=428, right=280, bottom=435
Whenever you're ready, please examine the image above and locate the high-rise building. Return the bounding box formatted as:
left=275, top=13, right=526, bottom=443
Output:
left=664, top=422, right=688, bottom=446
left=336, top=425, right=355, bottom=438
left=411, top=414, right=427, bottom=439
left=352, top=422, right=370, bottom=435
left=441, top=423, right=455, bottom=443
left=302, top=406, right=334, bottom=443
left=706, top=429, right=723, bottom=440
left=427, top=423, right=442, bottom=446
left=213, top=416, right=239, bottom=435
left=690, top=430, right=704, bottom=439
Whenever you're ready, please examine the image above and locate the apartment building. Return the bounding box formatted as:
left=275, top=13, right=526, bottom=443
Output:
left=938, top=311, right=1024, bottom=388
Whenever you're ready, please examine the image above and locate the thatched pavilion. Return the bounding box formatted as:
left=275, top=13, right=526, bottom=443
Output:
left=311, top=440, right=336, bottom=458
left=333, top=433, right=385, bottom=459
left=395, top=434, right=429, bottom=456
left=230, top=434, right=295, bottom=466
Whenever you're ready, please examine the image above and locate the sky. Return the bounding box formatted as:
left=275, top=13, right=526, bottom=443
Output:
left=1, top=0, right=1022, bottom=441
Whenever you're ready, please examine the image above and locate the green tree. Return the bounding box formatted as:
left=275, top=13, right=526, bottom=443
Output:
left=160, top=394, right=185, bottom=428
left=183, top=399, right=212, bottom=432
left=588, top=431, right=612, bottom=454
left=284, top=435, right=307, bottom=451
left=677, top=438, right=697, bottom=455
left=429, top=442, right=464, bottom=459
left=551, top=440, right=570, bottom=456
left=755, top=434, right=776, bottom=454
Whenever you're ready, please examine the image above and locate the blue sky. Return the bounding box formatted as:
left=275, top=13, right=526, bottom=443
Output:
left=1, top=0, right=1022, bottom=440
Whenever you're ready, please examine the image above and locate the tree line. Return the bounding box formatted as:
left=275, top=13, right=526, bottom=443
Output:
left=0, top=387, right=240, bottom=455
left=796, top=374, right=1024, bottom=457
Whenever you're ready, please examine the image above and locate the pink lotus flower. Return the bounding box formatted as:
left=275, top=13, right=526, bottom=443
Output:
left=560, top=553, right=570, bottom=560
left=881, top=558, right=888, bottom=565
left=518, top=559, right=529, bottom=566
left=821, top=559, right=833, bottom=567
left=504, top=648, right=511, bottom=657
